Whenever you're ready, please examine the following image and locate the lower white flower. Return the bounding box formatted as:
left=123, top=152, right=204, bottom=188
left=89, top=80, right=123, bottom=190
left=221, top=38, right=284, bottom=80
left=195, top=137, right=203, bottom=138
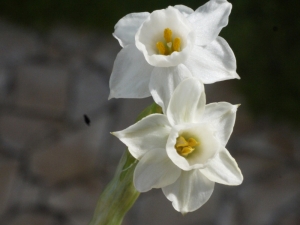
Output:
left=112, top=77, right=243, bottom=213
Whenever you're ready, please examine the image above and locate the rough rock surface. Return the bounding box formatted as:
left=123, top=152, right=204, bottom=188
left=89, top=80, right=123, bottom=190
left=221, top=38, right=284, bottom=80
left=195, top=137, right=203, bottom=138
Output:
left=0, top=21, right=299, bottom=225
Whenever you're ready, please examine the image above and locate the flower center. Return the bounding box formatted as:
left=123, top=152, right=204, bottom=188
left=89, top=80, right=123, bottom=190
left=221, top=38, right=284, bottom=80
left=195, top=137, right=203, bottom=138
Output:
left=156, top=28, right=181, bottom=55
left=175, top=135, right=199, bottom=157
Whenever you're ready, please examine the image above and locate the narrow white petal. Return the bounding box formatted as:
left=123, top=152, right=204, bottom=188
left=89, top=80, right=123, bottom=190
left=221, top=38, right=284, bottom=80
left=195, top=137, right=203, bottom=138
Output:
left=188, top=0, right=232, bottom=45
left=134, top=148, right=181, bottom=192
left=201, top=102, right=238, bottom=145
left=167, top=77, right=205, bottom=126
left=112, top=114, right=171, bottom=160
left=174, top=5, right=194, bottom=17
left=183, top=37, right=239, bottom=84
left=149, top=64, right=192, bottom=113
left=109, top=44, right=153, bottom=99
left=162, top=170, right=215, bottom=213
left=200, top=146, right=243, bottom=185
left=113, top=12, right=150, bottom=47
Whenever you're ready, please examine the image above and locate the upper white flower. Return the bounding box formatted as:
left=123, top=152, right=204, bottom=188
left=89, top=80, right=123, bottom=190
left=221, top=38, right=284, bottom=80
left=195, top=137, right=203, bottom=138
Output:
left=110, top=0, right=240, bottom=112
left=113, top=78, right=243, bottom=213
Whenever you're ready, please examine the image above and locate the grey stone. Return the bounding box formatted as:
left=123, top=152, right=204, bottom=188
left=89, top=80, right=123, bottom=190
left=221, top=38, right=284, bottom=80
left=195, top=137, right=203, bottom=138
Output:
left=0, top=114, right=52, bottom=152
left=277, top=211, right=300, bottom=225
left=15, top=64, right=69, bottom=116
left=67, top=213, right=93, bottom=225
left=235, top=132, right=284, bottom=159
left=8, top=213, right=56, bottom=225
left=0, top=66, right=10, bottom=103
left=9, top=178, right=40, bottom=209
left=48, top=179, right=102, bottom=213
left=91, top=36, right=121, bottom=72
left=48, top=26, right=91, bottom=54
left=0, top=160, right=18, bottom=216
left=216, top=200, right=239, bottom=225
left=68, top=68, right=109, bottom=122
left=0, top=21, right=41, bottom=63
left=30, top=115, right=110, bottom=185
left=235, top=154, right=281, bottom=181
left=239, top=170, right=300, bottom=225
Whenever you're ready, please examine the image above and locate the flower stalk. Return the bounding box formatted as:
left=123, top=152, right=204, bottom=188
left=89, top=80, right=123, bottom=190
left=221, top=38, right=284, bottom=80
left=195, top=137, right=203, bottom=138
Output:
left=88, top=103, right=162, bottom=225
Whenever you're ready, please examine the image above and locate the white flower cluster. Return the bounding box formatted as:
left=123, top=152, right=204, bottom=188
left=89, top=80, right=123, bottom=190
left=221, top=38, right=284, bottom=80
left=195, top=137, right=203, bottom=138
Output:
left=110, top=0, right=243, bottom=213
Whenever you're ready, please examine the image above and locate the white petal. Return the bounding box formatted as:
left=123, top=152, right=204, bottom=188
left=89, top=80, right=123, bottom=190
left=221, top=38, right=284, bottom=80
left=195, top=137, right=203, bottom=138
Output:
left=112, top=114, right=171, bottom=160
left=134, top=148, right=181, bottom=192
left=166, top=124, right=219, bottom=171
left=200, top=146, right=243, bottom=185
left=149, top=64, right=192, bottom=114
left=135, top=6, right=195, bottom=67
left=109, top=44, right=153, bottom=99
left=183, top=37, right=239, bottom=84
left=162, top=170, right=214, bottom=213
left=188, top=0, right=232, bottom=46
left=200, top=102, right=238, bottom=146
left=174, top=5, right=194, bottom=17
left=167, top=77, right=205, bottom=126
left=113, top=12, right=150, bottom=47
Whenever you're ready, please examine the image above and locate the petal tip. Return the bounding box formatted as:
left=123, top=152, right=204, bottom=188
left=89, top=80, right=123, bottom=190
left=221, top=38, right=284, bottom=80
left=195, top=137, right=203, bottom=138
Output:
left=108, top=91, right=116, bottom=100
left=235, top=73, right=241, bottom=79
left=231, top=104, right=240, bottom=112
left=230, top=173, right=244, bottom=186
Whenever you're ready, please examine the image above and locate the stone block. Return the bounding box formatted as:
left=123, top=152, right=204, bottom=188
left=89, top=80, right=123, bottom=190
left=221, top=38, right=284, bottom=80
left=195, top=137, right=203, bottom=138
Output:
left=0, top=22, right=41, bottom=63
left=67, top=68, right=109, bottom=122
left=91, top=36, right=121, bottom=73
left=0, top=114, right=52, bottom=153
left=15, top=64, right=69, bottom=116
left=0, top=160, right=18, bottom=216
left=234, top=132, right=283, bottom=159
left=7, top=213, right=56, bottom=225
left=30, top=115, right=110, bottom=185
left=216, top=200, right=239, bottom=225
left=235, top=154, right=280, bottom=181
left=239, top=170, right=300, bottom=225
left=48, top=26, right=91, bottom=54
left=0, top=66, right=10, bottom=104
left=8, top=177, right=40, bottom=209
left=48, top=179, right=102, bottom=214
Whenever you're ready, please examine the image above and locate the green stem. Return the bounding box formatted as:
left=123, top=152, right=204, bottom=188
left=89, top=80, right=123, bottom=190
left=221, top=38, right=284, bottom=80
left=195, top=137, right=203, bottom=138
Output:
left=88, top=103, right=162, bottom=225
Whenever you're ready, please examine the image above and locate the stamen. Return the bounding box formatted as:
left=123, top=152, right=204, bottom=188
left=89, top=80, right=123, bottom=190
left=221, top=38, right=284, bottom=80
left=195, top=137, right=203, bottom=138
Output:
left=173, top=38, right=181, bottom=52
left=156, top=42, right=166, bottom=55
left=156, top=28, right=181, bottom=55
left=181, top=146, right=195, bottom=156
left=164, top=28, right=173, bottom=43
left=175, top=136, right=199, bottom=157
left=175, top=136, right=189, bottom=148
left=188, top=138, right=199, bottom=147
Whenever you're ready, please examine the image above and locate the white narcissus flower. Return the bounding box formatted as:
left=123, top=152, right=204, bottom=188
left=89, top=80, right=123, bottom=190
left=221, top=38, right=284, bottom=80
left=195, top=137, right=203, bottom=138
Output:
left=112, top=78, right=243, bottom=213
left=110, top=0, right=240, bottom=112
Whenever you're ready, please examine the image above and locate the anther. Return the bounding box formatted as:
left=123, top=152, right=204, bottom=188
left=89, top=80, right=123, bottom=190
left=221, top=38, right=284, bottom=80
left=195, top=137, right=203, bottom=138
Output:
left=188, top=138, right=199, bottom=147
left=164, top=28, right=173, bottom=43
left=173, top=38, right=181, bottom=52
left=175, top=136, right=199, bottom=157
left=156, top=42, right=166, bottom=55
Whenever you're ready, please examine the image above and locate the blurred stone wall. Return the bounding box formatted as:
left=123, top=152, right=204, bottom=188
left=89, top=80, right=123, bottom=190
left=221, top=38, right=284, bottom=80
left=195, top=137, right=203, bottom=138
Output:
left=0, top=21, right=299, bottom=225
